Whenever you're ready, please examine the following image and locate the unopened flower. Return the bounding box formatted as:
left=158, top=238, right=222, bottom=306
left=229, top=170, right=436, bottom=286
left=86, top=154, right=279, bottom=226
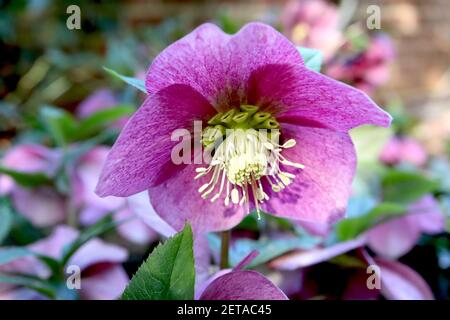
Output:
left=96, top=23, right=391, bottom=233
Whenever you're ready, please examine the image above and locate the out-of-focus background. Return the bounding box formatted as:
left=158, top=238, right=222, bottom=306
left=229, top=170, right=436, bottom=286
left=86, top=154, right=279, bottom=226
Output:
left=0, top=0, right=449, bottom=300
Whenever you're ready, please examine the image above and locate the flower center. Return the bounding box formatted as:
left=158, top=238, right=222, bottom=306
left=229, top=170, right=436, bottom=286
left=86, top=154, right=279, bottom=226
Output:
left=195, top=105, right=304, bottom=217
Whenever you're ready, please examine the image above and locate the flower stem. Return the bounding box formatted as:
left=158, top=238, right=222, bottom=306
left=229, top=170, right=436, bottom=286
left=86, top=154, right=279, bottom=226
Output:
left=220, top=230, right=230, bottom=269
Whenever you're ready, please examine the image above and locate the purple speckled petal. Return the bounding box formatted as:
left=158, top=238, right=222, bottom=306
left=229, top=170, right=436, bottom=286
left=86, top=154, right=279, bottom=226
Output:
left=269, top=237, right=365, bottom=270
left=148, top=164, right=246, bottom=233
left=11, top=187, right=66, bottom=227
left=95, top=84, right=216, bottom=197
left=199, top=270, right=287, bottom=300
left=247, top=63, right=391, bottom=132
left=80, top=265, right=129, bottom=300
left=373, top=258, right=434, bottom=300
left=262, top=124, right=356, bottom=223
left=146, top=23, right=302, bottom=109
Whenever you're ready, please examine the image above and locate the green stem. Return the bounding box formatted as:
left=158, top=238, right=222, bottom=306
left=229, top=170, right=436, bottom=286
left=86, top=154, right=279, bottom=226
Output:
left=220, top=230, right=230, bottom=269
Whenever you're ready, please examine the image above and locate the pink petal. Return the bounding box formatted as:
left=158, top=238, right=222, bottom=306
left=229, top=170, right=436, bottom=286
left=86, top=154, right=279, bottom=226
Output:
left=269, top=237, right=366, bottom=270
left=11, top=187, right=66, bottom=227
left=148, top=164, right=246, bottom=233
left=199, top=270, right=287, bottom=300
left=373, top=258, right=434, bottom=300
left=146, top=23, right=302, bottom=109
left=76, top=88, right=118, bottom=118
left=114, top=207, right=158, bottom=245
left=127, top=192, right=176, bottom=238
left=80, top=265, right=129, bottom=300
left=247, top=63, right=391, bottom=132
left=95, top=84, right=216, bottom=197
left=407, top=195, right=445, bottom=234
left=262, top=125, right=356, bottom=223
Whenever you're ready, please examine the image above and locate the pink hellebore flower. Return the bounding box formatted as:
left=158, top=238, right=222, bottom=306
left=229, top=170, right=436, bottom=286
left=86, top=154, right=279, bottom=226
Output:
left=326, top=34, right=395, bottom=94
left=379, top=136, right=427, bottom=167
left=281, top=0, right=342, bottom=60
left=72, top=147, right=157, bottom=245
left=0, top=225, right=129, bottom=300
left=0, top=144, right=65, bottom=227
left=95, top=23, right=391, bottom=233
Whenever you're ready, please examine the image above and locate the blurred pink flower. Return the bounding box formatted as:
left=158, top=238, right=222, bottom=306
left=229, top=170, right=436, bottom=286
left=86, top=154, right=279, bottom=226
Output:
left=281, top=0, right=342, bottom=60
left=71, top=146, right=157, bottom=245
left=366, top=195, right=445, bottom=259
left=326, top=34, right=395, bottom=94
left=75, top=88, right=128, bottom=128
left=0, top=144, right=65, bottom=227
left=0, top=225, right=129, bottom=300
left=379, top=136, right=428, bottom=167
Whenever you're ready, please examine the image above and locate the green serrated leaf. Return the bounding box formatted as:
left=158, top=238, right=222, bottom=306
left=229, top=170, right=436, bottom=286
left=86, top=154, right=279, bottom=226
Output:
left=297, top=46, right=323, bottom=72
left=122, top=224, right=195, bottom=300
left=103, top=67, right=146, bottom=93
left=382, top=170, right=438, bottom=204
left=336, top=202, right=406, bottom=241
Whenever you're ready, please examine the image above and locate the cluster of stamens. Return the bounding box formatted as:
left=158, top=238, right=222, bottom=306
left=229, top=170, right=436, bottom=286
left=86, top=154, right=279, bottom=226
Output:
left=195, top=105, right=304, bottom=217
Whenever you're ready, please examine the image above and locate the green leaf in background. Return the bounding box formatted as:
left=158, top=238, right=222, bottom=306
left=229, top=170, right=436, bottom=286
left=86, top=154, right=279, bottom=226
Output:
left=208, top=233, right=320, bottom=268
left=336, top=202, right=406, bottom=241
left=382, top=170, right=438, bottom=204
left=40, top=106, right=77, bottom=146
left=122, top=224, right=195, bottom=300
left=72, top=105, right=134, bottom=140
left=0, top=166, right=51, bottom=188
left=0, top=199, right=13, bottom=244
left=0, top=273, right=56, bottom=299
left=103, top=67, right=146, bottom=93
left=297, top=47, right=323, bottom=72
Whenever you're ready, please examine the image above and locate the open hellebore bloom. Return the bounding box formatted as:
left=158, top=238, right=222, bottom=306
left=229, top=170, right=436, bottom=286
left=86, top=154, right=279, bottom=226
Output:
left=96, top=23, right=391, bottom=233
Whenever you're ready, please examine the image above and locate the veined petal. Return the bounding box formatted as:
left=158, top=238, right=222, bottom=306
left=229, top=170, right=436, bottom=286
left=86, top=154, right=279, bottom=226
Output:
left=262, top=125, right=356, bottom=223
left=247, top=63, right=391, bottom=132
left=148, top=164, right=246, bottom=233
left=95, top=84, right=216, bottom=197
left=146, top=23, right=302, bottom=109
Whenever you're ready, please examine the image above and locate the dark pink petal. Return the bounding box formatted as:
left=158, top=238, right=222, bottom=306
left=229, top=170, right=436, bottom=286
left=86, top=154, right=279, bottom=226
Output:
left=262, top=125, right=356, bottom=223
left=146, top=23, right=302, bottom=109
left=11, top=187, right=66, bottom=227
left=247, top=64, right=391, bottom=132
left=80, top=265, right=129, bottom=300
left=95, top=84, right=216, bottom=197
left=148, top=164, right=246, bottom=233
left=269, top=237, right=365, bottom=270
left=373, top=258, right=434, bottom=300
left=199, top=270, right=287, bottom=300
